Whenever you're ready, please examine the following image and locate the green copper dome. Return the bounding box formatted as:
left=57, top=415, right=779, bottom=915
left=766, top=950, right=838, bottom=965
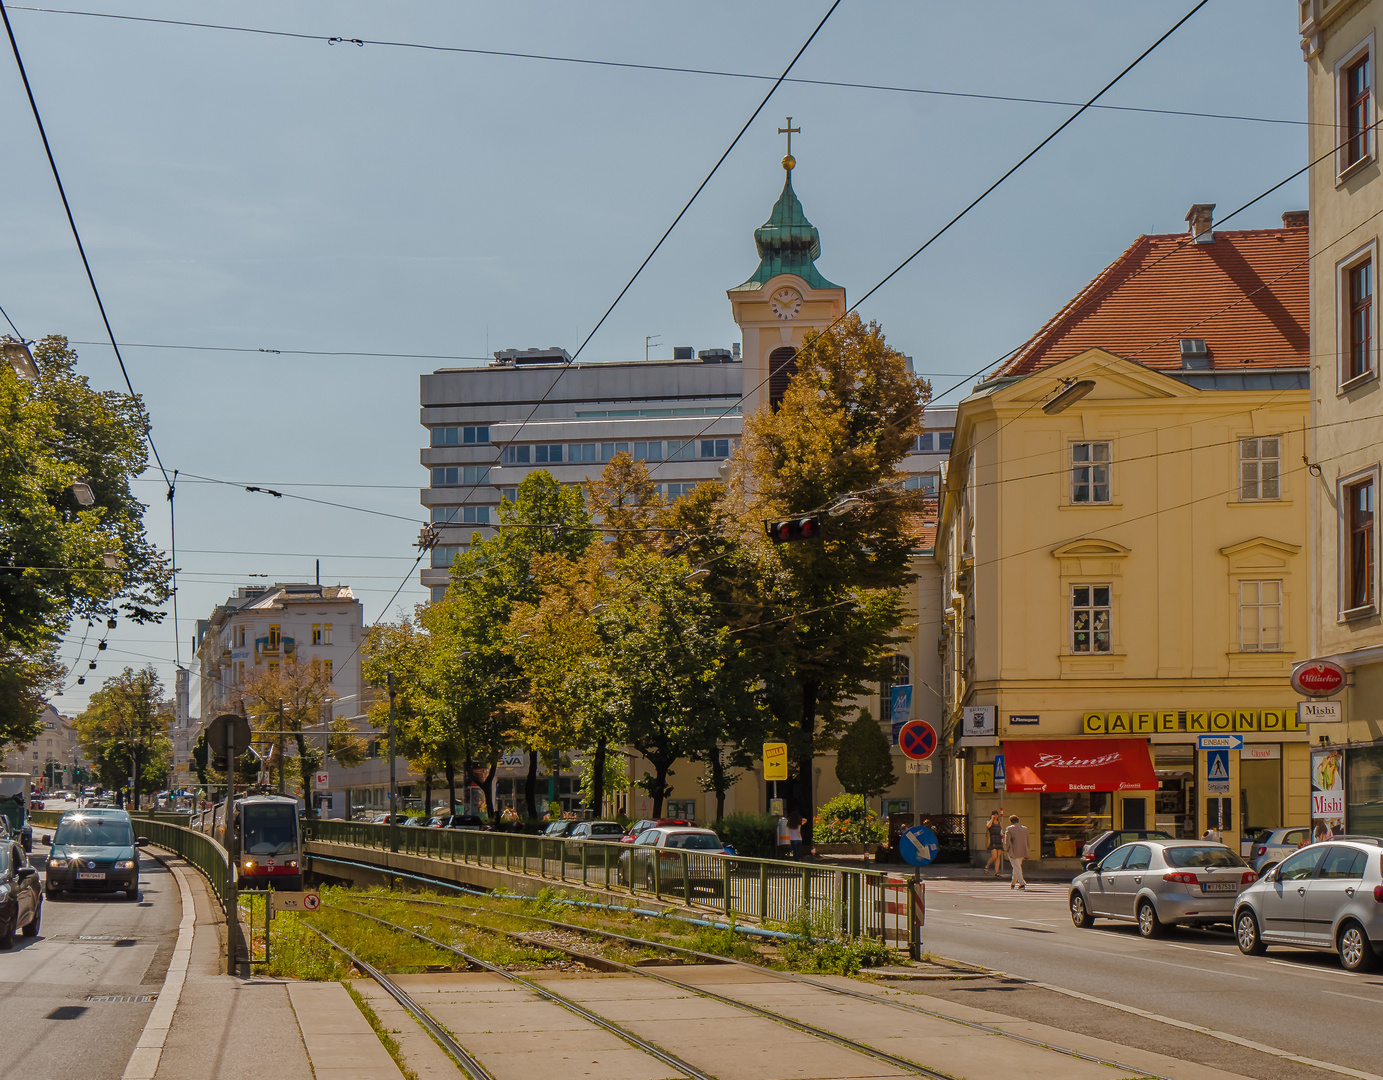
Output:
left=731, top=169, right=841, bottom=293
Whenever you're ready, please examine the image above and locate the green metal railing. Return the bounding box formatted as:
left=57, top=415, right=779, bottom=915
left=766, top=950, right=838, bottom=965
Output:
left=303, top=819, right=890, bottom=937
left=130, top=812, right=232, bottom=906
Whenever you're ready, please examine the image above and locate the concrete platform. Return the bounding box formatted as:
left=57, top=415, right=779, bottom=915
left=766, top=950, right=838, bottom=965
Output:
left=286, top=981, right=404, bottom=1080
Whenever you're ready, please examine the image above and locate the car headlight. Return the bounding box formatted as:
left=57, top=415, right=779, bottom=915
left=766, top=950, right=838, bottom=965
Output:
left=47, top=857, right=68, bottom=869
left=114, top=859, right=136, bottom=870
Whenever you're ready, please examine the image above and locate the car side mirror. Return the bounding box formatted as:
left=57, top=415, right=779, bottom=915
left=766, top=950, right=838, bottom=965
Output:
left=40, top=835, right=50, bottom=845
left=136, top=837, right=148, bottom=847
left=16, top=866, right=36, bottom=879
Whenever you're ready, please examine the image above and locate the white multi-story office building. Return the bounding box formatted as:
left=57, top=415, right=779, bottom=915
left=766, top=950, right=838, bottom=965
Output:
left=419, top=155, right=955, bottom=598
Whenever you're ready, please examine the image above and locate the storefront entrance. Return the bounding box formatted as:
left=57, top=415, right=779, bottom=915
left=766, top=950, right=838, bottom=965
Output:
left=1039, top=792, right=1112, bottom=859
left=1154, top=744, right=1195, bottom=839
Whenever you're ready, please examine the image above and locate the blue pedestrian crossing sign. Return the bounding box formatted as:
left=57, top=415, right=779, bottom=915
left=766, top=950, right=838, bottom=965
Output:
left=993, top=755, right=1006, bottom=788
left=900, top=825, right=939, bottom=866
left=1207, top=749, right=1230, bottom=794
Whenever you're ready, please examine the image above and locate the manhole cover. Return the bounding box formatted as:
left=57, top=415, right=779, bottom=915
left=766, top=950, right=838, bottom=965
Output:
left=85, top=994, right=156, bottom=1003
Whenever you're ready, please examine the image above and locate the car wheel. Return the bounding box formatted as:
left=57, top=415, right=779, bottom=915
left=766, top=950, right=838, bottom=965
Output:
left=1338, top=920, right=1376, bottom=972
left=1235, top=909, right=1266, bottom=955
left=22, top=904, right=40, bottom=937
left=1070, top=891, right=1094, bottom=928
left=124, top=886, right=139, bottom=901
left=1137, top=899, right=1164, bottom=939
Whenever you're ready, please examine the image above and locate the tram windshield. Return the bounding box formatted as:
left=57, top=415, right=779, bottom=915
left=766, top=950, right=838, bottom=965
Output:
left=242, top=804, right=298, bottom=855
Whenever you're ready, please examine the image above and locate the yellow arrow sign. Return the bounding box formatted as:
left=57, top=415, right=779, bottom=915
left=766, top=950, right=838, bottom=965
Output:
left=763, top=742, right=788, bottom=781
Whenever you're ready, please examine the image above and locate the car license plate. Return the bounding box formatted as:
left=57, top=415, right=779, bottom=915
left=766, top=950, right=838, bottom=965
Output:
left=1202, top=882, right=1236, bottom=892
left=77, top=872, right=105, bottom=880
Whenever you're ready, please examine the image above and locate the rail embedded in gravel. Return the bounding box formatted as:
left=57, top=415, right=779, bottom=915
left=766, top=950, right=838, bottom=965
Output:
left=365, top=890, right=1176, bottom=1080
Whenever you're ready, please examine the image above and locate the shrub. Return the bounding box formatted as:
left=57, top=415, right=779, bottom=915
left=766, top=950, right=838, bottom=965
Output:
left=778, top=903, right=894, bottom=975
left=715, top=812, right=779, bottom=858
left=813, top=793, right=886, bottom=845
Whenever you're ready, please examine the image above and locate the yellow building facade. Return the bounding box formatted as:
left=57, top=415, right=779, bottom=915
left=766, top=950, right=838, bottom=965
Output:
left=936, top=207, right=1314, bottom=865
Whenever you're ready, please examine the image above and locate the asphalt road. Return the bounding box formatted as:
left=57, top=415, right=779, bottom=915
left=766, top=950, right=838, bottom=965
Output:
left=914, top=875, right=1383, bottom=1079
left=2, top=830, right=181, bottom=1080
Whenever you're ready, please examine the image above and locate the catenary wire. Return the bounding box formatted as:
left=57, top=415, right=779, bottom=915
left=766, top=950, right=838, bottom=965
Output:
left=646, top=0, right=1211, bottom=482
left=7, top=5, right=1316, bottom=130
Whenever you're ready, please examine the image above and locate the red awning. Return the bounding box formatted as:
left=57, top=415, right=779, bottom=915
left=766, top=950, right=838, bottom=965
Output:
left=1003, top=739, right=1158, bottom=793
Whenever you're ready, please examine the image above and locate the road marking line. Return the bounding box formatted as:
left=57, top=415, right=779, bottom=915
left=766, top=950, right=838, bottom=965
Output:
left=1324, top=990, right=1381, bottom=1005
left=121, top=855, right=195, bottom=1080
left=959, top=912, right=1013, bottom=920
left=1164, top=943, right=1238, bottom=957
left=1268, top=959, right=1358, bottom=979
left=1125, top=953, right=1259, bottom=980
left=1028, top=980, right=1383, bottom=1080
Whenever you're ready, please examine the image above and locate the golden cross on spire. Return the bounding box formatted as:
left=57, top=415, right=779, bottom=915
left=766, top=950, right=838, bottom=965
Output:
left=778, top=117, right=800, bottom=171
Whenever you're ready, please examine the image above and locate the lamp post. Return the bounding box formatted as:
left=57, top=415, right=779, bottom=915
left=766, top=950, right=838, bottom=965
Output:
left=387, top=669, right=398, bottom=854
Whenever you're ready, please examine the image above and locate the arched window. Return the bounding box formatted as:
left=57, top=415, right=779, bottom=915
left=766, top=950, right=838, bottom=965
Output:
left=768, top=346, right=798, bottom=410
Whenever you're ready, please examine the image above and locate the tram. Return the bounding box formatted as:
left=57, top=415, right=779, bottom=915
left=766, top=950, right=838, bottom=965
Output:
left=194, top=793, right=302, bottom=891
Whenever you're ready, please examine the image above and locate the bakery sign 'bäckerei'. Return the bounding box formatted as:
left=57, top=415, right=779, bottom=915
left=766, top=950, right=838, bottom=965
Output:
left=1081, top=709, right=1305, bottom=735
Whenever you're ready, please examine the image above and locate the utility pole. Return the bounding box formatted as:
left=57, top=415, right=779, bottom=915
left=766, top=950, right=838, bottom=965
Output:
left=387, top=669, right=398, bottom=854
left=277, top=700, right=285, bottom=796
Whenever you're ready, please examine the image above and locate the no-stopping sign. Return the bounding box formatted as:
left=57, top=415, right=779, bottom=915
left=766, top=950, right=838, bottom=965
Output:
left=898, top=719, right=938, bottom=760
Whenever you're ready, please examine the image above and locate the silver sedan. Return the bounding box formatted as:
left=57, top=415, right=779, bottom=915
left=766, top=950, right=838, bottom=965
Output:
left=1070, top=840, right=1257, bottom=938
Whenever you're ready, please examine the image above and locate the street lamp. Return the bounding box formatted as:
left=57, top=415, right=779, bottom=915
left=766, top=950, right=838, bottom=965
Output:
left=1042, top=378, right=1096, bottom=415
left=70, top=481, right=95, bottom=506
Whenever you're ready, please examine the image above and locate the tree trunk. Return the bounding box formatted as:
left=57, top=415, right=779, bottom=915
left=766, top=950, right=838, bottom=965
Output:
left=477, top=760, right=498, bottom=821
left=795, top=680, right=819, bottom=847
left=525, top=749, right=538, bottom=819
left=710, top=749, right=726, bottom=823
left=444, top=755, right=457, bottom=815
left=423, top=769, right=433, bottom=819
left=650, top=758, right=673, bottom=818
left=589, top=737, right=607, bottom=819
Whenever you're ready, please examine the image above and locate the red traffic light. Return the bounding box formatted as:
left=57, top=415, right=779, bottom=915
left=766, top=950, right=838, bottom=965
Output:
left=766, top=516, right=822, bottom=544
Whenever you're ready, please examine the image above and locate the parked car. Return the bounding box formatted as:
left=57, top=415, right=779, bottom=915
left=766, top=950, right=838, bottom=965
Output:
left=620, top=818, right=693, bottom=844
left=0, top=839, right=41, bottom=947
left=543, top=819, right=579, bottom=838
left=42, top=808, right=146, bottom=900
left=616, top=827, right=732, bottom=894
left=445, top=814, right=488, bottom=830
left=1070, top=840, right=1255, bottom=937
left=1079, top=829, right=1172, bottom=870
left=1234, top=838, right=1383, bottom=971
left=568, top=821, right=625, bottom=841
left=1245, top=826, right=1313, bottom=873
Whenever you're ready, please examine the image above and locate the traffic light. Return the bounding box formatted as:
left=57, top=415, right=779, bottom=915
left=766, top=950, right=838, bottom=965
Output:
left=766, top=516, right=822, bottom=544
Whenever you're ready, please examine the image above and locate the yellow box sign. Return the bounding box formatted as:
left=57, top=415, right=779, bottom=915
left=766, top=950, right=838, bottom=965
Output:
left=763, top=742, right=788, bottom=781
left=973, top=763, right=994, bottom=794
left=1082, top=709, right=1304, bottom=735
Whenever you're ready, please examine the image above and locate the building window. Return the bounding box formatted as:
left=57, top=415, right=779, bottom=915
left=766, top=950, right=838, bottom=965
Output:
left=1072, top=585, right=1111, bottom=653
left=939, top=432, right=953, bottom=451
left=1347, top=477, right=1376, bottom=610
left=664, top=483, right=697, bottom=501
left=267, top=660, right=279, bottom=677
left=233, top=625, right=245, bottom=648
left=633, top=441, right=663, bottom=461
left=432, top=466, right=491, bottom=486
left=700, top=439, right=730, bottom=459
left=268, top=624, right=281, bottom=651
left=1239, top=580, right=1283, bottom=651
left=501, top=488, right=518, bottom=503
left=311, top=623, right=322, bottom=645
left=1349, top=259, right=1373, bottom=382
left=324, top=660, right=333, bottom=680
left=916, top=434, right=932, bottom=452
left=1346, top=52, right=1372, bottom=168
left=600, top=442, right=630, bottom=462
left=1070, top=442, right=1111, bottom=503
left=1239, top=437, right=1281, bottom=500
left=501, top=445, right=531, bottom=465
left=432, top=505, right=494, bottom=525
left=321, top=623, right=333, bottom=645
left=768, top=346, right=798, bottom=411
left=535, top=444, right=563, bottom=463
left=569, top=443, right=599, bottom=463
left=431, top=545, right=461, bottom=568
left=429, top=586, right=448, bottom=603
left=235, top=661, right=245, bottom=685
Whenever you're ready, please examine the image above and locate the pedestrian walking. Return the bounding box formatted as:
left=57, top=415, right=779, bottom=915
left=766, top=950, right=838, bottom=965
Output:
left=1002, top=815, right=1030, bottom=889
left=787, top=814, right=803, bottom=859
left=984, top=811, right=1004, bottom=876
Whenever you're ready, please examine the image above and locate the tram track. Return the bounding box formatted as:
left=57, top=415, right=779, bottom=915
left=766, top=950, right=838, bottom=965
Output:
left=330, top=901, right=1032, bottom=1080
left=353, top=890, right=1176, bottom=1080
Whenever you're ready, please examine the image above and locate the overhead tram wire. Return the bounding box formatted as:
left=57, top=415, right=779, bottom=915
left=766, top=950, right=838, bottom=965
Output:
left=648, top=0, right=1211, bottom=484
left=8, top=6, right=1315, bottom=130
left=0, top=0, right=187, bottom=669
left=434, top=1, right=840, bottom=523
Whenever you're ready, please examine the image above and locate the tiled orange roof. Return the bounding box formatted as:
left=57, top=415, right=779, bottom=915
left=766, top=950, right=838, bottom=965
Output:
left=907, top=495, right=938, bottom=550
left=992, top=223, right=1308, bottom=379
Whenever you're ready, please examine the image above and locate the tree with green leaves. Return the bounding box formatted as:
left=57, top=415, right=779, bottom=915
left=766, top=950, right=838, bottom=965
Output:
left=835, top=708, right=897, bottom=800
left=736, top=313, right=928, bottom=843
left=0, top=337, right=171, bottom=748
left=74, top=666, right=173, bottom=805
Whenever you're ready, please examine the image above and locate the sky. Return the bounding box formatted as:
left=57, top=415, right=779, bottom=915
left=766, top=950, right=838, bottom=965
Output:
left=0, top=1, right=1309, bottom=717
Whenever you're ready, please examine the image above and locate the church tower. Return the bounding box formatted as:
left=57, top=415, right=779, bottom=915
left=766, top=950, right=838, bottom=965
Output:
left=728, top=120, right=847, bottom=413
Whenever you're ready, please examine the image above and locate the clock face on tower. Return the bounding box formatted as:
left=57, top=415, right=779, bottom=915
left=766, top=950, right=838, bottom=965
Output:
left=769, top=287, right=803, bottom=320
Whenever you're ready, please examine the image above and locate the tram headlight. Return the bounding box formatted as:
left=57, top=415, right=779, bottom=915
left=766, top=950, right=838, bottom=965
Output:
left=243, top=859, right=257, bottom=871
left=285, top=860, right=298, bottom=868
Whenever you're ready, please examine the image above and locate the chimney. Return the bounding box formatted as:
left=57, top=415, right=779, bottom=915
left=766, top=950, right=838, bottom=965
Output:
left=1186, top=203, right=1215, bottom=244
left=1282, top=210, right=1309, bottom=229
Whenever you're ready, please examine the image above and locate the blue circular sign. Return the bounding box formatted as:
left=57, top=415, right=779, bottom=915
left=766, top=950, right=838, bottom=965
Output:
left=900, top=825, right=939, bottom=866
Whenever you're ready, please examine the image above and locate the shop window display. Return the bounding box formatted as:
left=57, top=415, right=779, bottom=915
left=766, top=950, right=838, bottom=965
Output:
left=1347, top=745, right=1383, bottom=837
left=1039, top=792, right=1112, bottom=858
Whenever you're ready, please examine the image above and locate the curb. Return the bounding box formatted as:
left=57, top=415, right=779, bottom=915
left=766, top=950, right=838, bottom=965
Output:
left=121, top=849, right=196, bottom=1080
